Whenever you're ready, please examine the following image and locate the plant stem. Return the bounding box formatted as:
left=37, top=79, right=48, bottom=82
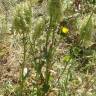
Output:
left=20, top=32, right=26, bottom=96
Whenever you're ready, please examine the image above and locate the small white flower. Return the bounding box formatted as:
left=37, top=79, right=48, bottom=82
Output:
left=23, top=67, right=28, bottom=77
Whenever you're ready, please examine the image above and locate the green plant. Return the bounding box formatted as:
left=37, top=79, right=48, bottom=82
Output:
left=28, top=0, right=63, bottom=95
left=13, top=2, right=32, bottom=96
left=1, top=0, right=96, bottom=96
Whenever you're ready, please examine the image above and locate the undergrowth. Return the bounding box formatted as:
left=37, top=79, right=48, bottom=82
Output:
left=0, top=0, right=96, bottom=96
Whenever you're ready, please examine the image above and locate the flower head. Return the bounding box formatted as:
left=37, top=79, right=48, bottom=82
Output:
left=23, top=67, right=28, bottom=77
left=61, top=26, right=69, bottom=34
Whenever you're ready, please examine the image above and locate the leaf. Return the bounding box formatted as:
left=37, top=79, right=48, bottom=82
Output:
left=42, top=83, right=50, bottom=93
left=87, top=0, right=96, bottom=5
left=63, top=55, right=71, bottom=62
left=80, top=13, right=93, bottom=47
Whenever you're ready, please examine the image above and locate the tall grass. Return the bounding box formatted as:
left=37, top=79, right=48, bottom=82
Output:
left=9, top=0, right=96, bottom=96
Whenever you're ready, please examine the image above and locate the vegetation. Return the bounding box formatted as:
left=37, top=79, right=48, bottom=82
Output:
left=0, top=0, right=96, bottom=96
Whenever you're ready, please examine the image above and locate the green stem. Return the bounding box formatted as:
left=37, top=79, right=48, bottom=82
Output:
left=20, top=32, right=26, bottom=96
left=44, top=19, right=56, bottom=95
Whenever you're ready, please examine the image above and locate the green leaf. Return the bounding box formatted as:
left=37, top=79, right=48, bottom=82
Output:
left=63, top=55, right=71, bottom=62
left=87, top=0, right=96, bottom=4
left=80, top=13, right=93, bottom=47
left=42, top=83, right=50, bottom=93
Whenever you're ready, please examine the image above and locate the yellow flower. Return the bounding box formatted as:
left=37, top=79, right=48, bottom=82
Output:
left=61, top=26, right=69, bottom=34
